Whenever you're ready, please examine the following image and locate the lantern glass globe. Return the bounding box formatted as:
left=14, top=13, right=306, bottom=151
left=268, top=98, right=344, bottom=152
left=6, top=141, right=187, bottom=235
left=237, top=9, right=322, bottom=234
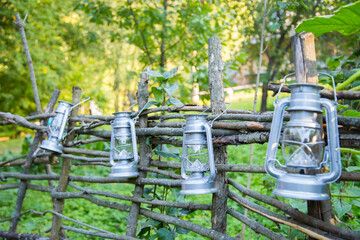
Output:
left=281, top=126, right=324, bottom=168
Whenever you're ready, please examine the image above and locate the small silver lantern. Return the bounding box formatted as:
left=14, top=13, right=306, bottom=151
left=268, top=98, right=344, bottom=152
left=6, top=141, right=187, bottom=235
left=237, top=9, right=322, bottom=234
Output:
left=265, top=76, right=341, bottom=200
left=40, top=101, right=73, bottom=154
left=180, top=114, right=217, bottom=195
left=109, top=112, right=139, bottom=178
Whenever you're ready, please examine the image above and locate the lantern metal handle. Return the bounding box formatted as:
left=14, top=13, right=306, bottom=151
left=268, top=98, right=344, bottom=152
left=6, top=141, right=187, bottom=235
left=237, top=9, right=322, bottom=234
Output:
left=55, top=108, right=70, bottom=142
left=318, top=72, right=338, bottom=102
left=128, top=118, right=139, bottom=166
left=316, top=98, right=341, bottom=183
left=181, top=131, right=189, bottom=180
left=265, top=97, right=290, bottom=179
left=109, top=123, right=116, bottom=166
left=204, top=123, right=216, bottom=181
left=274, top=72, right=338, bottom=104
left=274, top=72, right=295, bottom=106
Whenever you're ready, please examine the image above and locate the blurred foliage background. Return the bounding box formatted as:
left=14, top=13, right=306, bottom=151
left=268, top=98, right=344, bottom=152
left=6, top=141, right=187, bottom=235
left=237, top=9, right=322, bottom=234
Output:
left=1, top=0, right=360, bottom=239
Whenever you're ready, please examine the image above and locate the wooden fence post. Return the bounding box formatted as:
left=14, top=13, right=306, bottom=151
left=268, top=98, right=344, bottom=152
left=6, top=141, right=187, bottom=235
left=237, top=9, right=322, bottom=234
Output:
left=126, top=67, right=151, bottom=237
left=209, top=37, right=228, bottom=233
left=9, top=89, right=60, bottom=232
left=291, top=32, right=336, bottom=229
left=51, top=86, right=82, bottom=240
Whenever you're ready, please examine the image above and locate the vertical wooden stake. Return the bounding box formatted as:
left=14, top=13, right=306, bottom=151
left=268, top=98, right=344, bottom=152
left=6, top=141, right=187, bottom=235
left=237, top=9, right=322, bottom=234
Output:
left=51, top=87, right=82, bottom=240
left=126, top=67, right=151, bottom=237
left=208, top=37, right=228, bottom=233
left=291, top=32, right=335, bottom=232
left=9, top=89, right=60, bottom=232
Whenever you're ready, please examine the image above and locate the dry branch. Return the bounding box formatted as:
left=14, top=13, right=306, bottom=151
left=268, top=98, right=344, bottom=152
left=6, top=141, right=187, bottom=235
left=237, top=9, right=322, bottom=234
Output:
left=14, top=13, right=42, bottom=113
left=228, top=179, right=360, bottom=240
left=61, top=226, right=139, bottom=240
left=228, top=191, right=342, bottom=240
left=227, top=208, right=288, bottom=240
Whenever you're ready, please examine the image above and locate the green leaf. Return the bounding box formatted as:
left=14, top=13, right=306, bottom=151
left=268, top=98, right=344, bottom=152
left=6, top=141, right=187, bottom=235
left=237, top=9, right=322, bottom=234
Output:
left=154, top=145, right=180, bottom=159
left=166, top=207, right=178, bottom=217
left=163, top=66, right=179, bottom=79
left=142, top=101, right=158, bottom=111
left=157, top=228, right=175, bottom=240
left=342, top=110, right=360, bottom=117
left=144, top=70, right=164, bottom=78
left=326, top=55, right=344, bottom=70
left=346, top=166, right=360, bottom=172
left=170, top=187, right=184, bottom=203
left=167, top=98, right=184, bottom=107
left=335, top=200, right=352, bottom=218
left=164, top=84, right=178, bottom=97
left=269, top=22, right=281, bottom=32
left=152, top=87, right=164, bottom=104
left=289, top=199, right=307, bottom=212
left=296, top=2, right=360, bottom=36
left=175, top=225, right=190, bottom=234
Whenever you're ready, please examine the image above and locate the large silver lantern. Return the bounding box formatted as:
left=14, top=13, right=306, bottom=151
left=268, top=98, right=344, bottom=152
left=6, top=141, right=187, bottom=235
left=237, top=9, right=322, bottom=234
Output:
left=180, top=115, right=217, bottom=195
left=265, top=79, right=341, bottom=200
left=40, top=101, right=73, bottom=154
left=109, top=112, right=139, bottom=178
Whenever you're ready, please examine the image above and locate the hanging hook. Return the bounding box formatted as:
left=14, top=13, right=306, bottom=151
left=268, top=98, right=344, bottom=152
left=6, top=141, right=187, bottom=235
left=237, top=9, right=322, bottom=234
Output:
left=208, top=102, right=231, bottom=127
left=274, top=72, right=296, bottom=106
left=132, top=100, right=150, bottom=122
left=125, top=102, right=137, bottom=112
left=70, top=97, right=91, bottom=110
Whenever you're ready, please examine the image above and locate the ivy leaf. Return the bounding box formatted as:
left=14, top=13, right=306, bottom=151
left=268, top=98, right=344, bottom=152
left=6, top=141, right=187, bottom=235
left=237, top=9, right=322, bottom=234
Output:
left=157, top=228, right=175, bottom=240
left=335, top=200, right=352, bottom=218
left=296, top=2, right=360, bottom=36
left=152, top=87, right=164, bottom=104
left=326, top=55, right=344, bottom=70
left=163, top=66, right=179, bottom=79
left=164, top=84, right=178, bottom=97
left=167, top=98, right=184, bottom=108
left=342, top=110, right=360, bottom=117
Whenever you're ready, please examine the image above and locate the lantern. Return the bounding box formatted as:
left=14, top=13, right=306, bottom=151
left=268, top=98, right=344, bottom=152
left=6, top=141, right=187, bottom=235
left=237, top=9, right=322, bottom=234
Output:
left=40, top=101, right=73, bottom=154
left=109, top=112, right=139, bottom=178
left=180, top=114, right=217, bottom=195
left=265, top=80, right=341, bottom=200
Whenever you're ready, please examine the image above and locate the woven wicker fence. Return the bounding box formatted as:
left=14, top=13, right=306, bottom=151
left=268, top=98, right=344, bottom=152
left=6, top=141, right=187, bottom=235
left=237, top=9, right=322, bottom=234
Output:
left=1, top=38, right=360, bottom=240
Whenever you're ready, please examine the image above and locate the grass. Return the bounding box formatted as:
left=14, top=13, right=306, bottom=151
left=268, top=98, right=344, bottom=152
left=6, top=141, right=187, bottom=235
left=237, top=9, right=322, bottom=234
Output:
left=0, top=136, right=25, bottom=154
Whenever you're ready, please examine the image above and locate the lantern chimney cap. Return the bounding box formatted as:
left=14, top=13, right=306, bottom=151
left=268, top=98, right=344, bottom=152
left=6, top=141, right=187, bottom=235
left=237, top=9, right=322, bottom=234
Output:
left=58, top=100, right=73, bottom=106
left=113, top=111, right=132, bottom=116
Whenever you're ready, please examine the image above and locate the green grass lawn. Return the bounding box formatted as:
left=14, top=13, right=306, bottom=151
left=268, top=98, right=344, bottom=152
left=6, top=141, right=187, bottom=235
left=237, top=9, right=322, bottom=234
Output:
left=0, top=136, right=25, bottom=154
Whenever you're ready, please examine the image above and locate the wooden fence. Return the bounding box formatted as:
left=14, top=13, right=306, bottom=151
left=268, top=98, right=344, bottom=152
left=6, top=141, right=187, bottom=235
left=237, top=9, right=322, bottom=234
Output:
left=1, top=38, right=360, bottom=240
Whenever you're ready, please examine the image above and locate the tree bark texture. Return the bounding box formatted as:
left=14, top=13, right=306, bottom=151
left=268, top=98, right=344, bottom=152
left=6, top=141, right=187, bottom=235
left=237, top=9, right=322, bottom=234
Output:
left=208, top=37, right=228, bottom=233
left=51, top=87, right=82, bottom=240
left=126, top=68, right=151, bottom=237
